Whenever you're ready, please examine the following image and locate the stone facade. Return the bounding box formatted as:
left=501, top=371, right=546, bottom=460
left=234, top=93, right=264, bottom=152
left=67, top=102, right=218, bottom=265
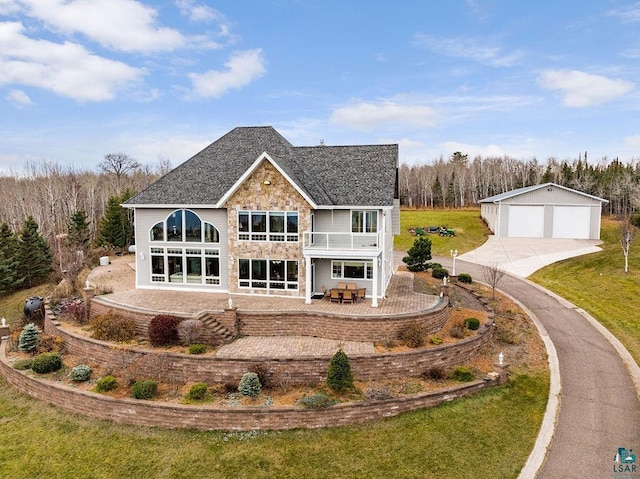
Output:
left=225, top=160, right=312, bottom=297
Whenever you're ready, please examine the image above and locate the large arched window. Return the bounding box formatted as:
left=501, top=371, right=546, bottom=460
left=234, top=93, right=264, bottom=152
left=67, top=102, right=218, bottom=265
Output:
left=150, top=210, right=219, bottom=243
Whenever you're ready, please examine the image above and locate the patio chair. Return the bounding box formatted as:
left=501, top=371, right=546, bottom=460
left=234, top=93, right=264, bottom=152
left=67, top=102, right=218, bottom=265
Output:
left=330, top=289, right=342, bottom=303
left=337, top=282, right=347, bottom=290
left=356, top=288, right=366, bottom=302
left=341, top=289, right=354, bottom=304
left=347, top=283, right=357, bottom=290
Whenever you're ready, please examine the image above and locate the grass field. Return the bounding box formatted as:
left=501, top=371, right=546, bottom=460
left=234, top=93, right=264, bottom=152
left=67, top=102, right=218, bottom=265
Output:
left=530, top=217, right=640, bottom=364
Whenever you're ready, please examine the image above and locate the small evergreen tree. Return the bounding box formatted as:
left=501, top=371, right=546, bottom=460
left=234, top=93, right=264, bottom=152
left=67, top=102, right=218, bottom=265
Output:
left=402, top=236, right=433, bottom=272
left=18, top=216, right=53, bottom=288
left=326, top=349, right=354, bottom=392
left=18, top=323, right=40, bottom=353
left=97, top=190, right=135, bottom=248
left=238, top=372, right=262, bottom=398
left=67, top=210, right=91, bottom=251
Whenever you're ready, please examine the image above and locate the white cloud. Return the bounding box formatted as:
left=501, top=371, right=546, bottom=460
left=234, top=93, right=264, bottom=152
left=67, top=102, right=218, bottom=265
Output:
left=438, top=141, right=534, bottom=160
left=608, top=4, right=640, bottom=23
left=330, top=101, right=438, bottom=131
left=175, top=0, right=218, bottom=22
left=188, top=49, right=265, bottom=98
left=537, top=69, right=634, bottom=107
left=6, top=88, right=32, bottom=107
left=0, top=21, right=143, bottom=101
left=17, top=0, right=186, bottom=53
left=413, top=33, right=522, bottom=67
left=0, top=0, right=20, bottom=14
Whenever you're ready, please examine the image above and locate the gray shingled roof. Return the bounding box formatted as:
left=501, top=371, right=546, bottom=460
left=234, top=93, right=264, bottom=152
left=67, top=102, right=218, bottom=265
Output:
left=126, top=126, right=398, bottom=207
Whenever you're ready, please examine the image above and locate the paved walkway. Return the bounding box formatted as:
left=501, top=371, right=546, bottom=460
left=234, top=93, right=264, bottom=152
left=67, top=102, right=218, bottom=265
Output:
left=439, top=255, right=640, bottom=479
left=216, top=336, right=374, bottom=358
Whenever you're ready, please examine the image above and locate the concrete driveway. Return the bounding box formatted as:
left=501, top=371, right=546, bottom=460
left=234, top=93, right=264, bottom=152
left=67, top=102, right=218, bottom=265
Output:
left=456, top=236, right=603, bottom=277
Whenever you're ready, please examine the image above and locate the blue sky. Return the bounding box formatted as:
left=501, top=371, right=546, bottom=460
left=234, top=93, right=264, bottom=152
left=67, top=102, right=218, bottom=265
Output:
left=1, top=0, right=639, bottom=173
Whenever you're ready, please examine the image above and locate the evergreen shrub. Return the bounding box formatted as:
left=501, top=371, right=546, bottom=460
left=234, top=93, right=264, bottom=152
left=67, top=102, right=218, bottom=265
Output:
left=238, top=372, right=262, bottom=398
left=296, top=394, right=337, bottom=409
left=95, top=375, right=117, bottom=392
left=188, top=343, right=206, bottom=354
left=91, top=313, right=136, bottom=342
left=431, top=267, right=449, bottom=279
left=13, top=358, right=33, bottom=370
left=68, top=365, right=92, bottom=382
left=451, top=366, right=474, bottom=382
left=402, top=237, right=433, bottom=272
left=187, top=383, right=209, bottom=401
left=132, top=380, right=158, bottom=400
left=18, top=323, right=40, bottom=353
left=148, top=315, right=180, bottom=346
left=31, top=352, right=62, bottom=374
left=464, top=318, right=481, bottom=330
left=326, top=349, right=354, bottom=392
left=457, top=273, right=472, bottom=284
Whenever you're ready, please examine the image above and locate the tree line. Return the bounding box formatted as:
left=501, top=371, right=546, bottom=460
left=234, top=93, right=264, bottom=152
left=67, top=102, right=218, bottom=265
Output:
left=399, top=152, right=640, bottom=215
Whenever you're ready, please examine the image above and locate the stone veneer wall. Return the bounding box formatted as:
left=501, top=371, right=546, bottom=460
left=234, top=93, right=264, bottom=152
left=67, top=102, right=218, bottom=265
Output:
left=0, top=340, right=506, bottom=431
left=44, top=308, right=494, bottom=385
left=224, top=160, right=312, bottom=297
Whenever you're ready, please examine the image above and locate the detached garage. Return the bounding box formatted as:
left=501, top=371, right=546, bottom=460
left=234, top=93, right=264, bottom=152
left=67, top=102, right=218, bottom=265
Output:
left=480, top=183, right=608, bottom=240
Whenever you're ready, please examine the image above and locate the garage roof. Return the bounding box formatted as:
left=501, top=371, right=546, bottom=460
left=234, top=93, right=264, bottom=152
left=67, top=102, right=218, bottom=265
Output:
left=479, top=182, right=608, bottom=204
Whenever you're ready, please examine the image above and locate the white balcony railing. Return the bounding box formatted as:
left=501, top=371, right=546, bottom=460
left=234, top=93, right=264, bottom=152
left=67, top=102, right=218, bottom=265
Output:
left=303, top=231, right=381, bottom=250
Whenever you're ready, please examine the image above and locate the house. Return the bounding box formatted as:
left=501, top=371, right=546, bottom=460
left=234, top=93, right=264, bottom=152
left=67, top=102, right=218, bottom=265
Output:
left=124, top=126, right=400, bottom=307
left=479, top=182, right=607, bottom=239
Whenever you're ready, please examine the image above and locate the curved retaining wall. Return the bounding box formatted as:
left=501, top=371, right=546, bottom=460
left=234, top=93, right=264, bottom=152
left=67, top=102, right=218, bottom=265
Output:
left=0, top=340, right=505, bottom=431
left=44, top=311, right=495, bottom=385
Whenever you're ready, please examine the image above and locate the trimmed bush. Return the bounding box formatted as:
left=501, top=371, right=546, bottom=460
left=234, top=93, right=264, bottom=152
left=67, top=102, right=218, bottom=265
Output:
left=177, top=319, right=203, bottom=346
left=188, top=343, right=206, bottom=354
left=148, top=315, right=180, bottom=346
left=13, top=358, right=33, bottom=370
left=431, top=267, right=449, bottom=279
left=31, top=352, right=63, bottom=374
left=451, top=366, right=474, bottom=382
left=296, top=394, right=337, bottom=409
left=132, top=380, right=158, bottom=400
left=95, top=375, right=117, bottom=392
left=91, top=312, right=136, bottom=342
left=457, top=273, right=472, bottom=284
left=238, top=372, right=262, bottom=398
left=68, top=365, right=92, bottom=382
left=326, top=349, right=354, bottom=392
left=399, top=321, right=425, bottom=348
left=18, top=323, right=40, bottom=353
left=187, top=382, right=208, bottom=401
left=464, top=318, right=481, bottom=330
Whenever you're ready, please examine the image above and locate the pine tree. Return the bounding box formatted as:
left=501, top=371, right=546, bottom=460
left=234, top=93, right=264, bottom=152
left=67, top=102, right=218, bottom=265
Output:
left=0, top=222, right=23, bottom=294
left=67, top=210, right=91, bottom=250
left=402, top=236, right=433, bottom=272
left=18, top=216, right=52, bottom=288
left=326, top=349, right=354, bottom=392
left=97, top=191, right=135, bottom=248
left=18, top=323, right=40, bottom=353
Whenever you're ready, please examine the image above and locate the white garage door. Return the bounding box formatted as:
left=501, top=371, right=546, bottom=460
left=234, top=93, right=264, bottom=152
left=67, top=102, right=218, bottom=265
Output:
left=552, top=206, right=590, bottom=239
left=508, top=206, right=544, bottom=237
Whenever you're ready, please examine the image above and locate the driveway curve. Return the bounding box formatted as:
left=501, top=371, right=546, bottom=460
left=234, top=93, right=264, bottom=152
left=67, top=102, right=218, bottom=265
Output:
left=448, top=257, right=640, bottom=479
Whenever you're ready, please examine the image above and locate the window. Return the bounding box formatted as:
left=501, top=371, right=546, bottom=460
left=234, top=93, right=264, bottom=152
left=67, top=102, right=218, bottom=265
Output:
left=331, top=260, right=373, bottom=279
left=148, top=246, right=220, bottom=286
left=352, top=210, right=378, bottom=233
left=149, top=209, right=219, bottom=243
left=238, top=258, right=298, bottom=290
left=237, top=211, right=298, bottom=242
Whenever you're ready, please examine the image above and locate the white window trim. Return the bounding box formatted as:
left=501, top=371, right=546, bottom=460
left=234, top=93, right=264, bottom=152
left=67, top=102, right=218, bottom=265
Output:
left=238, top=258, right=299, bottom=291
left=237, top=210, right=299, bottom=242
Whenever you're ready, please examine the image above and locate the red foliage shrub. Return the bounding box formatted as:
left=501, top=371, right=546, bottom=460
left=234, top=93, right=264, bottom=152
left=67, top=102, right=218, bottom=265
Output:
left=148, top=315, right=180, bottom=346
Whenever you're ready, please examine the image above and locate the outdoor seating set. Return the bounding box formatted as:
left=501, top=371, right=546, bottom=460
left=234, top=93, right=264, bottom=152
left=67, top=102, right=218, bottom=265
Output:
left=325, top=283, right=366, bottom=304
left=409, top=226, right=456, bottom=237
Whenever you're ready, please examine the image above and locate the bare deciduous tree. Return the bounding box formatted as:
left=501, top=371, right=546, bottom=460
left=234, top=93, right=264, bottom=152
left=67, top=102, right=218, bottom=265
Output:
left=620, top=217, right=635, bottom=274
left=99, top=153, right=141, bottom=187
left=481, top=263, right=506, bottom=300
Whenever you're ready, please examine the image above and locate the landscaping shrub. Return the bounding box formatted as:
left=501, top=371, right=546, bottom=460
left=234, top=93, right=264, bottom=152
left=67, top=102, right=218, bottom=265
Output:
left=148, top=315, right=180, bottom=346
left=449, top=325, right=465, bottom=339
left=238, top=372, right=262, bottom=398
left=132, top=380, right=158, bottom=400
left=402, top=236, right=432, bottom=272
left=61, top=301, right=86, bottom=324
left=464, top=318, right=481, bottom=330
left=188, top=343, right=207, bottom=354
left=18, top=323, right=40, bottom=353
left=423, top=366, right=447, bottom=381
left=177, top=319, right=203, bottom=346
left=457, top=273, right=472, bottom=284
left=363, top=386, right=393, bottom=400
left=451, top=366, right=474, bottom=382
left=248, top=363, right=271, bottom=390
left=187, top=382, right=209, bottom=401
left=31, top=352, right=63, bottom=374
left=95, top=375, right=117, bottom=392
left=68, top=365, right=92, bottom=382
left=296, top=393, right=337, bottom=409
left=91, top=312, right=136, bottom=342
left=428, top=335, right=443, bottom=345
left=431, top=267, right=449, bottom=279
left=398, top=321, right=425, bottom=348
left=326, top=349, right=354, bottom=392
left=13, top=358, right=33, bottom=370
left=36, top=334, right=64, bottom=354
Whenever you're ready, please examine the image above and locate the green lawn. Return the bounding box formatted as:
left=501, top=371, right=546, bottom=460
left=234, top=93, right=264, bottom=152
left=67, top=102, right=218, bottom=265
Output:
left=396, top=208, right=490, bottom=254
left=530, top=217, right=640, bottom=364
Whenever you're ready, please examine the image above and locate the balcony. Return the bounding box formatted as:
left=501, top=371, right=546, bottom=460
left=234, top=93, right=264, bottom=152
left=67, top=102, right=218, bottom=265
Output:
left=303, top=231, right=381, bottom=251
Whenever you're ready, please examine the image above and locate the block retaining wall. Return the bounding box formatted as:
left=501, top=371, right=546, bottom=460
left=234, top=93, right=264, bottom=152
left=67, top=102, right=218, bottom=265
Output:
left=0, top=340, right=506, bottom=431
left=43, top=309, right=495, bottom=385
